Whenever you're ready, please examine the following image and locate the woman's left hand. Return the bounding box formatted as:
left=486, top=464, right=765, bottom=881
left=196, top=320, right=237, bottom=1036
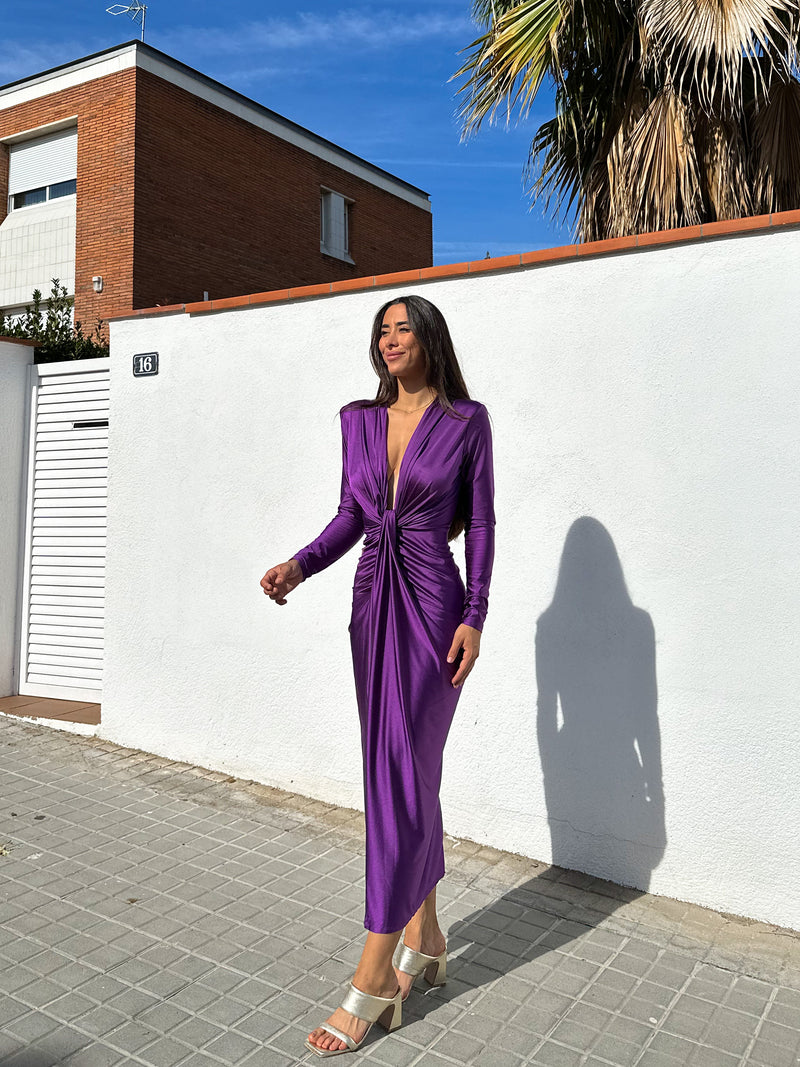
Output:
left=447, top=624, right=481, bottom=688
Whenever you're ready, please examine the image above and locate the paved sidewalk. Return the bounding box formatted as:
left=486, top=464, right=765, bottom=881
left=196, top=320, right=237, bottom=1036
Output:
left=1, top=716, right=799, bottom=1067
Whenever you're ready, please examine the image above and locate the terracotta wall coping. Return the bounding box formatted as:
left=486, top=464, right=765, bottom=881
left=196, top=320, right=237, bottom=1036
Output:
left=109, top=209, right=800, bottom=323
left=0, top=336, right=38, bottom=347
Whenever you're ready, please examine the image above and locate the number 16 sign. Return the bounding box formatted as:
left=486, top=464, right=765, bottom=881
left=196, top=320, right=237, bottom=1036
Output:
left=133, top=352, right=159, bottom=377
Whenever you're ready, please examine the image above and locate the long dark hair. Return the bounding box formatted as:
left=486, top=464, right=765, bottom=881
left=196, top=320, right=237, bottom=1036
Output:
left=365, top=294, right=472, bottom=539
left=366, top=294, right=471, bottom=416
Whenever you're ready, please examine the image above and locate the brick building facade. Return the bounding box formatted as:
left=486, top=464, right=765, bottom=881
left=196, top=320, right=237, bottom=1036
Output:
left=0, top=41, right=432, bottom=326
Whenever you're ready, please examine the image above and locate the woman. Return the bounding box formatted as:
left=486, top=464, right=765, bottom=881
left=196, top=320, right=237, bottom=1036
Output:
left=261, top=295, right=495, bottom=1057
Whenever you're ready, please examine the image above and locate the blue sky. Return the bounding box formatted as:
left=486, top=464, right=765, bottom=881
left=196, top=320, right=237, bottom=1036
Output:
left=3, top=0, right=572, bottom=264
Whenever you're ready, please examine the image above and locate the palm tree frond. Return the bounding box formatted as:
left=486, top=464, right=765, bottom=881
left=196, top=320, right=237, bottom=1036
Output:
left=605, top=76, right=649, bottom=234
left=751, top=74, right=800, bottom=210
left=526, top=114, right=585, bottom=233
left=640, top=0, right=800, bottom=106
left=471, top=0, right=523, bottom=28
left=454, top=0, right=567, bottom=135
left=620, top=87, right=703, bottom=232
left=524, top=52, right=624, bottom=237
left=696, top=114, right=753, bottom=218
left=454, top=0, right=800, bottom=239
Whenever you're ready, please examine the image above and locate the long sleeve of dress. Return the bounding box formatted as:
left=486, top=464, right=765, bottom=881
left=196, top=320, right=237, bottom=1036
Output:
left=461, top=405, right=495, bottom=631
left=294, top=414, right=364, bottom=580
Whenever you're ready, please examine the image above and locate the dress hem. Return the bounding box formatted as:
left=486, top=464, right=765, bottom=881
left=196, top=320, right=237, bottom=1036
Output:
left=363, top=862, right=446, bottom=935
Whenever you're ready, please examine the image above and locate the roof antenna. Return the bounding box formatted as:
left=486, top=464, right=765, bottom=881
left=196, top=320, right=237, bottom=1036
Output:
left=106, top=1, right=148, bottom=41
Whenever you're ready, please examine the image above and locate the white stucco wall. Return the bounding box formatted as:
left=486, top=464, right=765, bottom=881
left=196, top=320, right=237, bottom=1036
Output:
left=0, top=338, right=35, bottom=696
left=107, top=225, right=800, bottom=930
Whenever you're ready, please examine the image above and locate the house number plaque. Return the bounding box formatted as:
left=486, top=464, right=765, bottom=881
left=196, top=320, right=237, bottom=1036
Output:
left=133, top=352, right=159, bottom=376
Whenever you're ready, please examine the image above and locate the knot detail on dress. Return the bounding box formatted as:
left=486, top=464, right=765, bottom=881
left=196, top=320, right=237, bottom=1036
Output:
left=380, top=508, right=398, bottom=546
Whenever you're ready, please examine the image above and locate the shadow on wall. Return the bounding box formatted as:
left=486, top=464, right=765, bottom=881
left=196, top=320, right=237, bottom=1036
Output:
left=536, top=517, right=666, bottom=892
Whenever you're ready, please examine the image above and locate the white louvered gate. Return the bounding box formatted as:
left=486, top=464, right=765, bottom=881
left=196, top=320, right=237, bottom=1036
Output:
left=18, top=358, right=109, bottom=701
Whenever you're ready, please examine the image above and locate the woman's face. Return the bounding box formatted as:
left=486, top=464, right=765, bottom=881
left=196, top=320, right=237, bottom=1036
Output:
left=378, top=303, right=426, bottom=382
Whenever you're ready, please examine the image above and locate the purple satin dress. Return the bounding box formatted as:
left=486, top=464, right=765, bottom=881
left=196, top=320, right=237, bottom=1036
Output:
left=294, top=399, right=495, bottom=933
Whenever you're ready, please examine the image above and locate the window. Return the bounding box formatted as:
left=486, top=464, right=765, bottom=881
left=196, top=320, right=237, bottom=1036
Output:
left=49, top=178, right=77, bottom=200
left=7, top=127, right=77, bottom=212
left=12, top=187, right=47, bottom=209
left=320, top=189, right=354, bottom=263
left=12, top=178, right=76, bottom=211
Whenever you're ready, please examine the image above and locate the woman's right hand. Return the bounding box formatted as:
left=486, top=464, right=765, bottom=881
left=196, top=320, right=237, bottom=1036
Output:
left=260, top=558, right=304, bottom=605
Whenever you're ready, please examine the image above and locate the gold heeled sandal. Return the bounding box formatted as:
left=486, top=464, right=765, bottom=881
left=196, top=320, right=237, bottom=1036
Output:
left=392, top=942, right=447, bottom=1000
left=304, top=982, right=402, bottom=1058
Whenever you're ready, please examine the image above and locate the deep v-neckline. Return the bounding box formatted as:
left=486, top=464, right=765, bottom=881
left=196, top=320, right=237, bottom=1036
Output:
left=383, top=401, right=435, bottom=511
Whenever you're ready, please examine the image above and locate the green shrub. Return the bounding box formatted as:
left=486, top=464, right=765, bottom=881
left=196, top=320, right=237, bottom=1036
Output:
left=0, top=280, right=109, bottom=362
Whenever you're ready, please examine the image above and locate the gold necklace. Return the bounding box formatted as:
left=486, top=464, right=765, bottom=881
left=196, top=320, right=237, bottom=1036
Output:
left=391, top=395, right=436, bottom=415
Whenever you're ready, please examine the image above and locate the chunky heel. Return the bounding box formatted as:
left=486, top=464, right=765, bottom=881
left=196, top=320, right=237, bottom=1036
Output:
left=378, top=998, right=402, bottom=1032
left=423, top=952, right=446, bottom=987
left=393, top=942, right=448, bottom=999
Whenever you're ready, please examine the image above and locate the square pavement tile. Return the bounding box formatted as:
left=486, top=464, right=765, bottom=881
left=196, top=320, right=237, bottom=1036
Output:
left=27, top=983, right=91, bottom=1013
left=4, top=1010, right=62, bottom=1043
left=472, top=1051, right=525, bottom=1067
left=530, top=1039, right=584, bottom=1066
left=203, top=1030, right=261, bottom=1063
left=165, top=982, right=221, bottom=1013
left=591, top=1035, right=643, bottom=1066
left=758, top=1020, right=800, bottom=1051
left=134, top=1035, right=194, bottom=1067
left=430, top=1029, right=485, bottom=1061
left=105, top=1020, right=162, bottom=1054
left=702, top=1023, right=755, bottom=1056
left=549, top=1018, right=603, bottom=1051
left=768, top=999, right=800, bottom=1028
left=170, top=1016, right=225, bottom=1047
left=392, top=1017, right=443, bottom=1050
left=139, top=970, right=192, bottom=999
left=73, top=1005, right=130, bottom=1037
left=747, top=1038, right=798, bottom=1067
left=688, top=1047, right=740, bottom=1067
left=240, top=1046, right=302, bottom=1067
left=58, top=1045, right=126, bottom=1062
left=0, top=965, right=40, bottom=995
left=106, top=986, right=161, bottom=1018
left=636, top=1050, right=688, bottom=1067
left=28, top=1027, right=95, bottom=1062
left=198, top=995, right=254, bottom=1029
left=0, top=999, right=30, bottom=1027
left=367, top=1037, right=428, bottom=1066
left=233, top=1009, right=286, bottom=1043
left=135, top=1001, right=195, bottom=1034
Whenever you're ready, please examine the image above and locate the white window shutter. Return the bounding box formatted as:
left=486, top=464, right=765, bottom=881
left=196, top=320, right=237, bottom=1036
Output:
left=320, top=189, right=353, bottom=262
left=9, top=128, right=78, bottom=195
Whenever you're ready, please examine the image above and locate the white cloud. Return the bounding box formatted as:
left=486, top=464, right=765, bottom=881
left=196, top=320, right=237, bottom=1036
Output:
left=373, top=158, right=521, bottom=169
left=0, top=8, right=470, bottom=87
left=216, top=65, right=295, bottom=85
left=0, top=42, right=96, bottom=84
left=153, top=8, right=471, bottom=58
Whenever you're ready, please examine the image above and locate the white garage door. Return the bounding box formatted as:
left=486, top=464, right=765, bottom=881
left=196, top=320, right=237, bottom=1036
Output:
left=19, top=358, right=109, bottom=701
